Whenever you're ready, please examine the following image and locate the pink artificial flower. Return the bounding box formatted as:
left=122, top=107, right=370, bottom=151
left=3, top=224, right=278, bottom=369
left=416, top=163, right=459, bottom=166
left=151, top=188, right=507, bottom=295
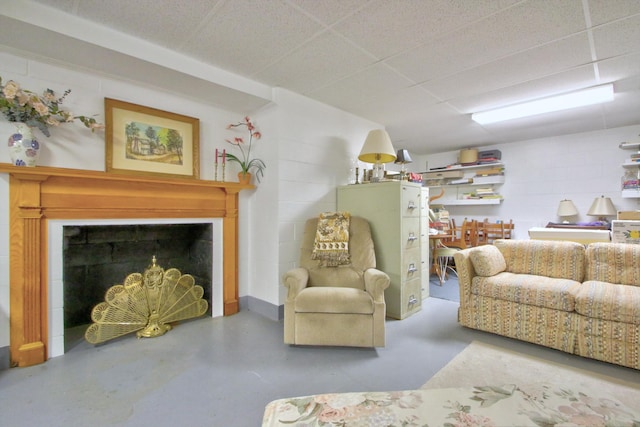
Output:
left=3, top=81, right=19, bottom=99
left=33, top=102, right=49, bottom=116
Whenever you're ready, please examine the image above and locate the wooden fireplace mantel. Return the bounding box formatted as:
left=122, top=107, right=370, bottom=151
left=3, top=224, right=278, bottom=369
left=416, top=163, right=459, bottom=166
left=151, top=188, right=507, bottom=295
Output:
left=0, top=163, right=253, bottom=367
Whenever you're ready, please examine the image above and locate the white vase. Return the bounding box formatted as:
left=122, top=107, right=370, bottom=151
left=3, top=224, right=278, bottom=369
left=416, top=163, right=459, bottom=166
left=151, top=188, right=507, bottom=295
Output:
left=8, top=123, right=40, bottom=167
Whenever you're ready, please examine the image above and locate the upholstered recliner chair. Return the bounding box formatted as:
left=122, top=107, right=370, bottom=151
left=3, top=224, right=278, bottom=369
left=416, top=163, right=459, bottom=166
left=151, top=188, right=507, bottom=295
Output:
left=283, top=214, right=390, bottom=347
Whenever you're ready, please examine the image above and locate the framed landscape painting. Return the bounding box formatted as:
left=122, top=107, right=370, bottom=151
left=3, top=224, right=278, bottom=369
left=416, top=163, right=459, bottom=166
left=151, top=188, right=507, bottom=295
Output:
left=105, top=98, right=200, bottom=179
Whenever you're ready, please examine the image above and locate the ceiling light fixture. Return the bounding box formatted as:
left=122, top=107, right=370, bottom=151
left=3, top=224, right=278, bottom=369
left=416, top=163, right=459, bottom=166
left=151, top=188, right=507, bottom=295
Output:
left=471, top=84, right=614, bottom=125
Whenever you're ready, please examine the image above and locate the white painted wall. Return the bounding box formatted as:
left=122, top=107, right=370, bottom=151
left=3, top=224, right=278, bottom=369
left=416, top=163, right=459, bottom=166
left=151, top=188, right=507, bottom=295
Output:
left=412, top=125, right=640, bottom=236
left=273, top=88, right=381, bottom=306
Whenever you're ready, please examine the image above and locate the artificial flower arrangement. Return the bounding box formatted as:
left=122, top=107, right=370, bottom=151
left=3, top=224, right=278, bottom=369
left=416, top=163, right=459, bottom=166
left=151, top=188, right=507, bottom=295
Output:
left=0, top=76, right=103, bottom=137
left=225, top=116, right=266, bottom=182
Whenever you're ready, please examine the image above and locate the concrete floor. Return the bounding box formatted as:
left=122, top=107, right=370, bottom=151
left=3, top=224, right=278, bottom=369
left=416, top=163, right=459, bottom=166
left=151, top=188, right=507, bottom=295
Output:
left=1, top=297, right=638, bottom=426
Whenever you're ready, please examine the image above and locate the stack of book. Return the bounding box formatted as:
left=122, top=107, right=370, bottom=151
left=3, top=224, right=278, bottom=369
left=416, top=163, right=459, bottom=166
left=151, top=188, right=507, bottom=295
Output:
left=474, top=166, right=504, bottom=177
left=462, top=187, right=503, bottom=200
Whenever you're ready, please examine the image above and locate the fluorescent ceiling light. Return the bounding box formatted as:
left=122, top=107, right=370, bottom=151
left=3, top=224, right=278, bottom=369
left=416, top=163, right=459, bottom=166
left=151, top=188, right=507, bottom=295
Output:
left=471, top=84, right=614, bottom=125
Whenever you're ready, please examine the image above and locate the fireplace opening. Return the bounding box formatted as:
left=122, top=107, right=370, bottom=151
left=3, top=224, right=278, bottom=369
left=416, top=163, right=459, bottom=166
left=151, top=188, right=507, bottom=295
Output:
left=62, top=223, right=213, bottom=346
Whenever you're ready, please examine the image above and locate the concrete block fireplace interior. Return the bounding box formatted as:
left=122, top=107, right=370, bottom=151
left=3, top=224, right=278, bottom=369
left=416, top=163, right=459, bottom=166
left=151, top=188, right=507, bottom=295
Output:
left=0, top=163, right=252, bottom=367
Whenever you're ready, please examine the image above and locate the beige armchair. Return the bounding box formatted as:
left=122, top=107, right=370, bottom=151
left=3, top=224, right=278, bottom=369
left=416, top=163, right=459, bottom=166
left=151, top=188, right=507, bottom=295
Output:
left=283, top=216, right=390, bottom=347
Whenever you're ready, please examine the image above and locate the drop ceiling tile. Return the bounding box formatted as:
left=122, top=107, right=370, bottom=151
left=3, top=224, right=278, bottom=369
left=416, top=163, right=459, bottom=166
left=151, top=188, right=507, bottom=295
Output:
left=32, top=0, right=76, bottom=11
left=292, top=0, right=372, bottom=25
left=605, top=77, right=640, bottom=128
left=306, top=63, right=414, bottom=111
left=449, top=65, right=597, bottom=113
left=593, top=14, right=640, bottom=58
left=345, top=87, right=440, bottom=125
left=71, top=0, right=217, bottom=50
left=587, top=0, right=640, bottom=26
left=385, top=104, right=490, bottom=154
left=598, top=53, right=640, bottom=82
left=388, top=0, right=587, bottom=83
left=184, top=0, right=324, bottom=76
left=334, top=0, right=520, bottom=59
left=422, top=33, right=593, bottom=101
left=252, top=31, right=376, bottom=94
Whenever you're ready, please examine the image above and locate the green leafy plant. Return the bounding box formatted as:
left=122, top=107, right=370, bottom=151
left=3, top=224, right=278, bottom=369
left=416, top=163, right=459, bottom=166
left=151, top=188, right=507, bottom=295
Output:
left=0, top=76, right=103, bottom=137
left=225, top=116, right=266, bottom=182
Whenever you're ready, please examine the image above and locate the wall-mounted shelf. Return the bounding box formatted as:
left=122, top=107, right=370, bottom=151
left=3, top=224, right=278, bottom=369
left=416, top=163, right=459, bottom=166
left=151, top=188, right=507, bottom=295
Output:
left=622, top=189, right=640, bottom=198
left=428, top=175, right=505, bottom=187
left=422, top=162, right=504, bottom=206
left=443, top=198, right=503, bottom=206
left=427, top=161, right=503, bottom=171
left=620, top=139, right=640, bottom=198
left=620, top=142, right=640, bottom=149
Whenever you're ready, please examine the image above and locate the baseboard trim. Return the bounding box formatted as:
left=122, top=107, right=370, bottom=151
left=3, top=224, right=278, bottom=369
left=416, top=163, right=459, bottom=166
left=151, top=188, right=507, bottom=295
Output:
left=241, top=295, right=283, bottom=321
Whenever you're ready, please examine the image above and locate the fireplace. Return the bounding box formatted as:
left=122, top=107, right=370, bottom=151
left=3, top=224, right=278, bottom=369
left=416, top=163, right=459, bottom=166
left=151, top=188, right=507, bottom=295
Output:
left=0, top=163, right=251, bottom=367
left=49, top=219, right=223, bottom=358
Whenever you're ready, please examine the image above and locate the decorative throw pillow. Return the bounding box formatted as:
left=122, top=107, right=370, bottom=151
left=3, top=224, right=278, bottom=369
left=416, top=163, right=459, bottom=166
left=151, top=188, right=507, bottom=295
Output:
left=469, top=245, right=506, bottom=276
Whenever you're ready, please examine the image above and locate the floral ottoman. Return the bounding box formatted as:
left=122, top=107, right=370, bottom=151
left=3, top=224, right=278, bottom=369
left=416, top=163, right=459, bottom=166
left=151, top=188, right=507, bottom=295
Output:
left=262, top=383, right=639, bottom=426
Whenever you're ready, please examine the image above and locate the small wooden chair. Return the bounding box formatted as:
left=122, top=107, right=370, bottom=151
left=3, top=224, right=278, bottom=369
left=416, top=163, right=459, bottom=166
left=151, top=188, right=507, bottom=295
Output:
left=479, top=220, right=506, bottom=245
left=503, top=220, right=514, bottom=239
left=446, top=219, right=479, bottom=249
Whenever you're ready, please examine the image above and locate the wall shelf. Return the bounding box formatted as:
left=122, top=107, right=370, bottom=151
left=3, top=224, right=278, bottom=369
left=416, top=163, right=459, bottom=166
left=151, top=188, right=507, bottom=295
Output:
left=443, top=198, right=503, bottom=206
left=620, top=139, right=640, bottom=198
left=622, top=189, right=640, bottom=198
left=422, top=162, right=505, bottom=206
left=424, top=161, right=504, bottom=172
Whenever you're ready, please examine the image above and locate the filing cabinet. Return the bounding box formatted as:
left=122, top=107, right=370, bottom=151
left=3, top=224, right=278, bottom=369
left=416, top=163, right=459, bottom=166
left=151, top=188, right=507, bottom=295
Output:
left=337, top=181, right=425, bottom=319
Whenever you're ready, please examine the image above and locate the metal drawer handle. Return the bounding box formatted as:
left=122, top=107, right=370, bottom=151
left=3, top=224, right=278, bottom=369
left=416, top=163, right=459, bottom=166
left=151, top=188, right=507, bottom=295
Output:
left=407, top=232, right=417, bottom=242
left=407, top=263, right=417, bottom=273
left=407, top=201, right=416, bottom=210
left=408, top=295, right=417, bottom=305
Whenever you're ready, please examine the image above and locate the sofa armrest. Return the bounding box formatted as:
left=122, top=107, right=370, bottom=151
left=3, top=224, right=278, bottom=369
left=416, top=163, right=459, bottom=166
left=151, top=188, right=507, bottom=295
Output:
left=364, top=268, right=390, bottom=303
left=283, top=268, right=309, bottom=300
left=453, top=248, right=477, bottom=298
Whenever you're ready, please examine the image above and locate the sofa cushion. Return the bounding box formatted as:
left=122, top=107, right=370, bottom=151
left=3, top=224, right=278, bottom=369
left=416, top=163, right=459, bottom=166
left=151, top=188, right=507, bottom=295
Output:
left=469, top=245, right=506, bottom=276
left=494, top=239, right=585, bottom=282
left=472, top=272, right=581, bottom=312
left=295, top=287, right=373, bottom=314
left=575, top=281, right=640, bottom=324
left=585, top=243, right=640, bottom=287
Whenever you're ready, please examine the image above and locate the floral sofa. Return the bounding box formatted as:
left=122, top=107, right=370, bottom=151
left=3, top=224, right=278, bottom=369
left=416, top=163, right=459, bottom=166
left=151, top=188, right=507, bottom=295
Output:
left=454, top=240, right=640, bottom=370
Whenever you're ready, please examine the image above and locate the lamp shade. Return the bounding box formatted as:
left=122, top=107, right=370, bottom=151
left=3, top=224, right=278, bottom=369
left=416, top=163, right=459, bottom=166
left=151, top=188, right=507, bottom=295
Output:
left=394, top=149, right=412, bottom=164
left=557, top=199, right=578, bottom=217
left=587, top=196, right=616, bottom=217
left=358, top=130, right=396, bottom=164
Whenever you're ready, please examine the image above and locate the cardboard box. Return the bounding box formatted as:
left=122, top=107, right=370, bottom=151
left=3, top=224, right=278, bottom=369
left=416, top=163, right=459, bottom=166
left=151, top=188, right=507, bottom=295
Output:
left=617, top=211, right=640, bottom=220
left=611, top=220, right=640, bottom=244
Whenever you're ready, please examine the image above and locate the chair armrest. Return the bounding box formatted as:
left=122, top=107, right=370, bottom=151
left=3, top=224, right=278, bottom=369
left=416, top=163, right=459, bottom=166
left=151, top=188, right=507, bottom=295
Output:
left=453, top=248, right=476, bottom=298
left=282, top=268, right=309, bottom=300
left=364, top=268, right=390, bottom=303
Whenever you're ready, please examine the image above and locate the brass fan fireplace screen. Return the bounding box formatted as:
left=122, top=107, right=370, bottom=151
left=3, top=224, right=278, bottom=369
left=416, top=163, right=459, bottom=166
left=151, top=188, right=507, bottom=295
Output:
left=85, top=256, right=208, bottom=344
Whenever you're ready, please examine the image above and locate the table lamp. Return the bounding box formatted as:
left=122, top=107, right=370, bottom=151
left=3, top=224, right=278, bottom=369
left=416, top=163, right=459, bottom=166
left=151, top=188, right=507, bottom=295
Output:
left=557, top=199, right=578, bottom=223
left=358, top=129, right=396, bottom=182
left=394, top=149, right=412, bottom=180
left=587, top=195, right=617, bottom=223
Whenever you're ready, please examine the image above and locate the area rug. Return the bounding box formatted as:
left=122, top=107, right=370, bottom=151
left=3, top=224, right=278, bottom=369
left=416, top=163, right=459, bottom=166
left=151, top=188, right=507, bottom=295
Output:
left=421, top=340, right=640, bottom=410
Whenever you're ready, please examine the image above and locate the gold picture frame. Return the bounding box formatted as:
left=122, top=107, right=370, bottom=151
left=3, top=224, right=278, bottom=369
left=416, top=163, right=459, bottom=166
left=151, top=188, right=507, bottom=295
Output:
left=105, top=98, right=200, bottom=179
